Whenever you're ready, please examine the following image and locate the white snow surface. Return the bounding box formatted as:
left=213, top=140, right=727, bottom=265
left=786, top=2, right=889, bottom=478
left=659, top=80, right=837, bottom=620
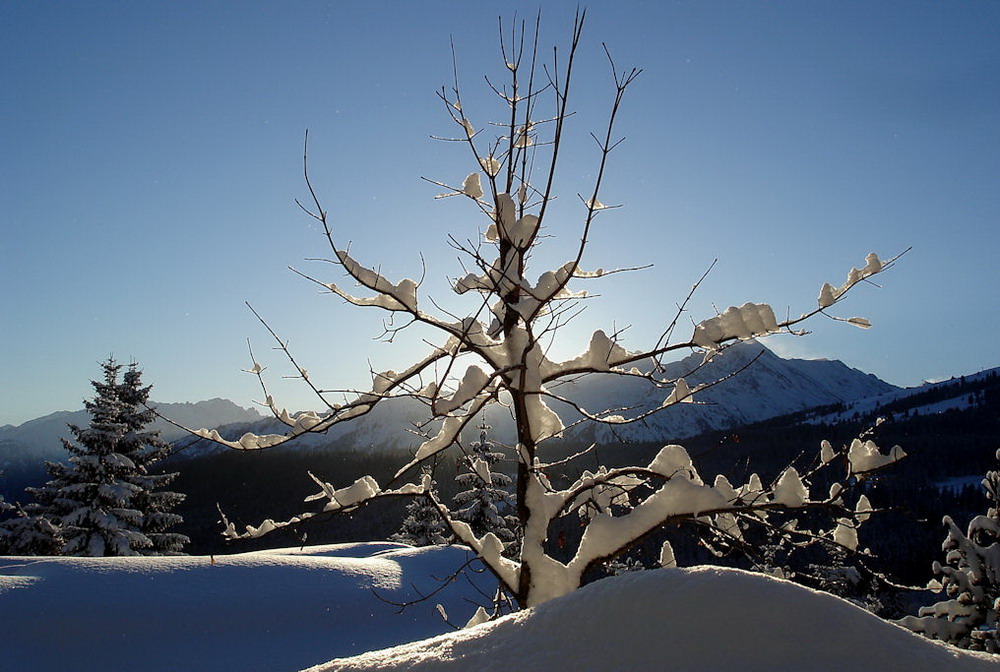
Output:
left=0, top=543, right=495, bottom=672
left=311, top=565, right=997, bottom=672
left=4, top=543, right=998, bottom=672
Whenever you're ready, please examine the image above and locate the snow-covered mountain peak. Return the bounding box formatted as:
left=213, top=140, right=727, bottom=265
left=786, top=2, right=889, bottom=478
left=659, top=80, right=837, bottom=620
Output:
left=172, top=343, right=899, bottom=456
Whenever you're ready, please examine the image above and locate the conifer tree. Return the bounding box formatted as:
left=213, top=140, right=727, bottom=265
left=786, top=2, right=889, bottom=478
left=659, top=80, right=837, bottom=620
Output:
left=900, top=449, right=1000, bottom=652
left=391, top=466, right=450, bottom=547
left=453, top=424, right=519, bottom=550
left=118, top=364, right=189, bottom=554
left=0, top=502, right=64, bottom=555
left=24, top=359, right=188, bottom=556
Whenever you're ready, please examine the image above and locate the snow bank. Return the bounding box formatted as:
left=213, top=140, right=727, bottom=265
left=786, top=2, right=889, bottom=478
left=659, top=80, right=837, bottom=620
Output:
left=309, top=566, right=998, bottom=672
left=0, top=543, right=495, bottom=672
left=5, top=545, right=996, bottom=672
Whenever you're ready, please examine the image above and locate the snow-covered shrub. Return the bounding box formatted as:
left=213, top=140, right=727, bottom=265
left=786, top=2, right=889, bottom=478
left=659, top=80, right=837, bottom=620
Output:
left=194, top=13, right=904, bottom=610
left=899, top=449, right=1000, bottom=652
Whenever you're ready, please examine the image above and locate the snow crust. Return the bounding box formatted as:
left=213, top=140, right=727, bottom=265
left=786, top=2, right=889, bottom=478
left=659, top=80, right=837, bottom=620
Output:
left=310, top=566, right=998, bottom=672
left=8, top=545, right=997, bottom=672
left=0, top=543, right=495, bottom=672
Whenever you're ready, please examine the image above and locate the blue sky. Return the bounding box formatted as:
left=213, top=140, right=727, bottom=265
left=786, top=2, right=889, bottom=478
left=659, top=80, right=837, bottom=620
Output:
left=2, top=1, right=998, bottom=426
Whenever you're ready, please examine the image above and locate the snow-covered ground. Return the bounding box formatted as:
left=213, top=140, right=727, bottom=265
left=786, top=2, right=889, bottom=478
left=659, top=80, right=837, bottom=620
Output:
left=0, top=543, right=495, bottom=672
left=2, top=544, right=996, bottom=672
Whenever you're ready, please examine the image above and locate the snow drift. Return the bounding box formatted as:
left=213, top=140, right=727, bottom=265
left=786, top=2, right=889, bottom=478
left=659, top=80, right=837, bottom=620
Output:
left=0, top=543, right=494, bottom=672
left=310, top=564, right=998, bottom=672
left=4, top=543, right=997, bottom=672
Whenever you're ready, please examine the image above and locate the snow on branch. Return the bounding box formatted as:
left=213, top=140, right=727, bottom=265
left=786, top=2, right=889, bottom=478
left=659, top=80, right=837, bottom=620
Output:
left=195, top=12, right=908, bottom=613
left=818, top=253, right=885, bottom=309
left=692, top=302, right=780, bottom=351
left=543, top=329, right=632, bottom=376
left=220, top=475, right=428, bottom=541
left=326, top=251, right=418, bottom=312
left=506, top=436, right=900, bottom=607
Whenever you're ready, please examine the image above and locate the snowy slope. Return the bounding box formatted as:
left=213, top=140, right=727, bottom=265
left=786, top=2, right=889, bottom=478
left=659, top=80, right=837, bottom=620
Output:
left=803, top=366, right=999, bottom=426
left=3, top=543, right=995, bottom=672
left=311, top=565, right=998, bottom=672
left=554, top=341, right=896, bottom=444
left=0, top=543, right=495, bottom=672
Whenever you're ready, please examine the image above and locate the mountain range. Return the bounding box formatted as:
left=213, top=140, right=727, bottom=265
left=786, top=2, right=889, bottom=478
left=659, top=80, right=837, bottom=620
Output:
left=5, top=341, right=986, bottom=471
left=168, top=341, right=897, bottom=457
left=0, top=398, right=262, bottom=477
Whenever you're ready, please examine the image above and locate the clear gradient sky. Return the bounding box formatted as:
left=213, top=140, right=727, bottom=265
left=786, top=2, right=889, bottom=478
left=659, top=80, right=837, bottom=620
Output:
left=2, top=1, right=998, bottom=427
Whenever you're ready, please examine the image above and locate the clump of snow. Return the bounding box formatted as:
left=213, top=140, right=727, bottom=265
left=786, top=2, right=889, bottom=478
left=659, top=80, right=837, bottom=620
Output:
left=847, top=438, right=906, bottom=475
left=550, top=329, right=630, bottom=373
left=773, top=467, right=809, bottom=507
left=325, top=251, right=418, bottom=312
left=658, top=540, right=676, bottom=568
left=820, top=439, right=837, bottom=464
left=692, top=302, right=779, bottom=350
left=464, top=606, right=490, bottom=629
left=817, top=252, right=884, bottom=309
left=648, top=444, right=701, bottom=483
left=433, top=366, right=491, bottom=415
left=662, top=377, right=693, bottom=405
left=833, top=518, right=860, bottom=550
left=461, top=172, right=482, bottom=199
left=308, top=566, right=998, bottom=672
left=479, top=156, right=500, bottom=176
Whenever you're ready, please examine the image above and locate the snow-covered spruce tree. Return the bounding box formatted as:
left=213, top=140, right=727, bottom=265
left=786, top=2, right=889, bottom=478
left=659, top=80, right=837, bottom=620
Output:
left=194, top=13, right=905, bottom=611
left=0, top=501, right=64, bottom=555
left=25, top=359, right=188, bottom=556
left=453, top=423, right=519, bottom=552
left=118, top=363, right=189, bottom=554
left=899, top=449, right=1000, bottom=652
left=390, top=466, right=451, bottom=547
left=0, top=478, right=55, bottom=556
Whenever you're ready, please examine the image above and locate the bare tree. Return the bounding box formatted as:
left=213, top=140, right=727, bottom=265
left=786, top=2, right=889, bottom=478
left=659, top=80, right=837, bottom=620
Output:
left=188, top=12, right=905, bottom=613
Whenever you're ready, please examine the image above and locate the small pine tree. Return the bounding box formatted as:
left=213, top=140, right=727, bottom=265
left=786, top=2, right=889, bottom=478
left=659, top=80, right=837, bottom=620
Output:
left=453, top=424, right=519, bottom=550
left=391, top=466, right=450, bottom=547
left=900, top=449, right=1000, bottom=652
left=23, top=359, right=188, bottom=556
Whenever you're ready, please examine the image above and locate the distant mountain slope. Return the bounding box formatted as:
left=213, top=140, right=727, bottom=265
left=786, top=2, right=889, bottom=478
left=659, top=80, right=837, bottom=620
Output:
left=0, top=399, right=262, bottom=472
left=174, top=342, right=898, bottom=457
left=800, top=367, right=1000, bottom=426
left=552, top=341, right=897, bottom=444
